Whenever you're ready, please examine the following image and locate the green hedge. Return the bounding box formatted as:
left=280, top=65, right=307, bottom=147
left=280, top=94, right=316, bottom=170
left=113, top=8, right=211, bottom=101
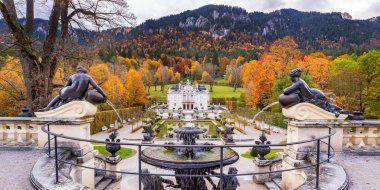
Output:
left=91, top=107, right=142, bottom=134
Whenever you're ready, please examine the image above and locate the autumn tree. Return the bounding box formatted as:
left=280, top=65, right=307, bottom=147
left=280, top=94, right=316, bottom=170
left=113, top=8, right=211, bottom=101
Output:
left=102, top=75, right=124, bottom=107
left=243, top=36, right=303, bottom=108
left=124, top=69, right=147, bottom=107
left=226, top=60, right=242, bottom=92
left=201, top=71, right=213, bottom=90
left=328, top=67, right=365, bottom=111
left=88, top=64, right=111, bottom=85
left=267, top=36, right=302, bottom=75
left=155, top=66, right=173, bottom=92
left=0, top=0, right=135, bottom=111
left=203, top=62, right=218, bottom=92
left=0, top=56, right=26, bottom=115
left=172, top=72, right=181, bottom=83
left=218, top=57, right=229, bottom=74
left=190, top=61, right=203, bottom=80
left=139, top=61, right=156, bottom=93
left=298, top=52, right=331, bottom=89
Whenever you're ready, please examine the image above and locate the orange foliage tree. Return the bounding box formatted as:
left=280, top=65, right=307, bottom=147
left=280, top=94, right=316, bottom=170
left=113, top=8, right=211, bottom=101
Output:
left=298, top=52, right=331, bottom=89
left=243, top=36, right=303, bottom=108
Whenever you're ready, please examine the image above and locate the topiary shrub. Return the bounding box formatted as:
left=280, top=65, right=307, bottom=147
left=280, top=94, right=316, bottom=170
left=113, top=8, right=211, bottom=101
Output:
left=250, top=147, right=258, bottom=157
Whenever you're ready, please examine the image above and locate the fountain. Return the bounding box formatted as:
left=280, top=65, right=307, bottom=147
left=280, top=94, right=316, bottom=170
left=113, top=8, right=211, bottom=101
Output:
left=252, top=101, right=279, bottom=122
left=141, top=122, right=239, bottom=190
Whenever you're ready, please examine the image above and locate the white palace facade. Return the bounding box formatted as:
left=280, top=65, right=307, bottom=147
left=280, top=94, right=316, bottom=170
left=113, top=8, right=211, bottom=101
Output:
left=167, top=80, right=210, bottom=111
left=150, top=80, right=227, bottom=120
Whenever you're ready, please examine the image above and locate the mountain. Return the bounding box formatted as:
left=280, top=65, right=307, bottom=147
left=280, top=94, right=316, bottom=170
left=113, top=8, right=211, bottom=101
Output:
left=0, top=18, right=101, bottom=47
left=131, top=5, right=380, bottom=49
left=1, top=5, right=380, bottom=59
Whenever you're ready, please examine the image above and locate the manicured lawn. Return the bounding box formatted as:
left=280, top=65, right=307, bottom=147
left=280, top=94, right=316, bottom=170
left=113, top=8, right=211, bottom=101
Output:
left=209, top=85, right=244, bottom=99
left=93, top=146, right=137, bottom=159
left=241, top=149, right=283, bottom=159
left=145, top=84, right=244, bottom=102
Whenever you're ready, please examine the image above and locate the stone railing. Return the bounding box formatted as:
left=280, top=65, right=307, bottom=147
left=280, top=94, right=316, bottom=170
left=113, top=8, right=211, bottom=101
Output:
left=0, top=117, right=39, bottom=147
left=341, top=120, right=380, bottom=151
left=285, top=120, right=380, bottom=153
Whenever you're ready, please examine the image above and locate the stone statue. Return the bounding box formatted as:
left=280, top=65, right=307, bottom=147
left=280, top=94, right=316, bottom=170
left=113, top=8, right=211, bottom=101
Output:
left=212, top=167, right=240, bottom=190
left=143, top=125, right=154, bottom=141
left=223, top=126, right=234, bottom=144
left=41, top=66, right=107, bottom=111
left=279, top=68, right=348, bottom=117
left=141, top=169, right=175, bottom=190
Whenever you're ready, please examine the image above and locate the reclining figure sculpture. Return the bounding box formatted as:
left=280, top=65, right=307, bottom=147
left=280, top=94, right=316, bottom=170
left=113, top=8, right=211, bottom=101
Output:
left=279, top=68, right=348, bottom=117
left=40, top=66, right=107, bottom=111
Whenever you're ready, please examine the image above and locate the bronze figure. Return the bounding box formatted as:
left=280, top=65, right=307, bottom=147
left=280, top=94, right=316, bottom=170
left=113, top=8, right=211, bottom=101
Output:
left=279, top=68, right=348, bottom=117
left=41, top=66, right=107, bottom=111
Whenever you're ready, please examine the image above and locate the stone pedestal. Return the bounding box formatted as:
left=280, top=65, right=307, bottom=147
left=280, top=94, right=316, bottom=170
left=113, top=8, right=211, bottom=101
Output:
left=252, top=158, right=271, bottom=184
left=285, top=120, right=344, bottom=160
left=34, top=101, right=98, bottom=188
left=71, top=152, right=96, bottom=188
left=105, top=156, right=122, bottom=180
left=281, top=119, right=345, bottom=189
left=280, top=153, right=308, bottom=190
left=35, top=101, right=97, bottom=118
left=282, top=103, right=348, bottom=121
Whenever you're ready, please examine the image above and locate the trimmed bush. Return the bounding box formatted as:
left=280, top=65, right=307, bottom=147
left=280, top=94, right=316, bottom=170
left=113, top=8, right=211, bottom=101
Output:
left=91, top=107, right=142, bottom=134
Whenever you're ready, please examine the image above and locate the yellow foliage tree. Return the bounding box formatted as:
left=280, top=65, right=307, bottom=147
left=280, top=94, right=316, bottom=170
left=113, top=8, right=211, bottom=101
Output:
left=88, top=64, right=111, bottom=85
left=173, top=72, right=181, bottom=83
left=125, top=69, right=147, bottom=107
left=0, top=57, right=26, bottom=115
left=102, top=75, right=124, bottom=107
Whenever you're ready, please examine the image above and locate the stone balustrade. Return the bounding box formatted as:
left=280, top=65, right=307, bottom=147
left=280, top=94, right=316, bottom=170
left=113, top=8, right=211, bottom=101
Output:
left=342, top=120, right=380, bottom=151
left=0, top=117, right=39, bottom=147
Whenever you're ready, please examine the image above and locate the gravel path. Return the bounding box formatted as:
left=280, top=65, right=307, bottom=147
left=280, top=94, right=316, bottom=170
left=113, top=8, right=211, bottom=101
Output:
left=0, top=150, right=44, bottom=190
left=333, top=153, right=380, bottom=190
left=1, top=150, right=379, bottom=190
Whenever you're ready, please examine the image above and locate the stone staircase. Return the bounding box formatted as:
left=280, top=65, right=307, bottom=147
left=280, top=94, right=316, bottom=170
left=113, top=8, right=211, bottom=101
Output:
left=264, top=177, right=281, bottom=190
left=95, top=175, right=114, bottom=190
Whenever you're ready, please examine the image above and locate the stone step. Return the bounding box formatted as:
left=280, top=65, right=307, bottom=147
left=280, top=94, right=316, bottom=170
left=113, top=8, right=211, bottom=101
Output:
left=272, top=178, right=282, bottom=188
left=95, top=178, right=113, bottom=190
left=94, top=175, right=103, bottom=186
left=264, top=181, right=281, bottom=190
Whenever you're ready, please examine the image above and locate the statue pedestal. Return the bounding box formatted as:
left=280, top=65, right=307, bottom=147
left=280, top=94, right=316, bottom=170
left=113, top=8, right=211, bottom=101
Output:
left=282, top=102, right=348, bottom=121
left=34, top=101, right=97, bottom=188
left=105, top=156, right=122, bottom=180
left=35, top=101, right=97, bottom=118
left=252, top=158, right=271, bottom=184
left=285, top=120, right=344, bottom=160
left=281, top=119, right=345, bottom=189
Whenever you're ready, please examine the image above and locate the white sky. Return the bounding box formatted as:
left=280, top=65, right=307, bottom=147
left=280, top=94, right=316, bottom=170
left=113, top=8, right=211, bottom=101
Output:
left=127, top=0, right=380, bottom=24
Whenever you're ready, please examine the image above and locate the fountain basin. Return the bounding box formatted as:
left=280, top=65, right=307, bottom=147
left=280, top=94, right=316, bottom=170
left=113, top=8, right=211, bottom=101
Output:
left=141, top=147, right=239, bottom=170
